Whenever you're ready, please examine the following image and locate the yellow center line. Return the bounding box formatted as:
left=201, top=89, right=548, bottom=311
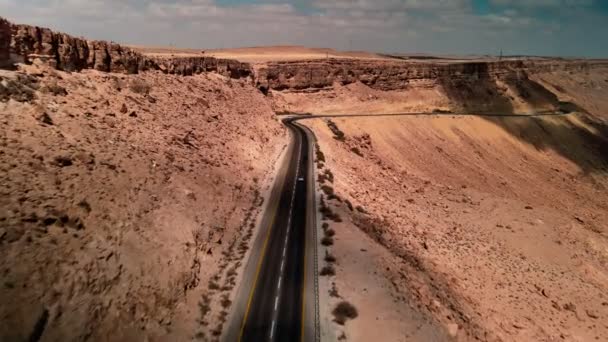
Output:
left=237, top=169, right=284, bottom=341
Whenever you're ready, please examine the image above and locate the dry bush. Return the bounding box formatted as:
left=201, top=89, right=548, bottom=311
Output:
left=324, top=251, right=337, bottom=263
left=208, top=279, right=220, bottom=290
left=320, top=265, right=336, bottom=276
left=327, top=120, right=346, bottom=141
left=355, top=205, right=367, bottom=214
left=315, top=143, right=326, bottom=164
left=332, top=301, right=358, bottom=325
left=321, top=236, right=334, bottom=246
left=40, top=80, right=68, bottom=96
left=329, top=283, right=340, bottom=298
left=350, top=146, right=363, bottom=157
left=321, top=184, right=335, bottom=196
left=325, top=229, right=336, bottom=238
left=129, top=78, right=152, bottom=95
left=344, top=199, right=354, bottom=211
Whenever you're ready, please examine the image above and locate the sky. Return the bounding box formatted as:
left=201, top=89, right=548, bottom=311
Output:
left=1, top=0, right=607, bottom=57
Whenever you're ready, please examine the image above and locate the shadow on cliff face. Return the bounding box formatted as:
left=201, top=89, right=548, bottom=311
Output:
left=488, top=114, right=608, bottom=175
left=439, top=69, right=608, bottom=174
left=439, top=64, right=514, bottom=114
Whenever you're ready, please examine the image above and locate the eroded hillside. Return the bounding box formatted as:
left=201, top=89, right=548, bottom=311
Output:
left=2, top=16, right=608, bottom=342
left=1, top=29, right=287, bottom=341
left=299, top=64, right=608, bottom=340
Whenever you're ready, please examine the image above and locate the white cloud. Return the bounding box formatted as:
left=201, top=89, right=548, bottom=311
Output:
left=0, top=0, right=606, bottom=57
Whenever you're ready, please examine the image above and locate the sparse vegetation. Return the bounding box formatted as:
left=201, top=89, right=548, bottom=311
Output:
left=325, top=228, right=336, bottom=238
left=327, top=119, right=346, bottom=141
left=350, top=146, right=363, bottom=157
left=355, top=205, right=367, bottom=214
left=220, top=296, right=232, bottom=309
left=208, top=279, right=220, bottom=290
left=198, top=294, right=211, bottom=318
left=315, top=143, right=326, bottom=166
left=321, top=184, right=335, bottom=196
left=321, top=236, right=334, bottom=246
left=329, top=282, right=340, bottom=298
left=320, top=265, right=336, bottom=276
left=344, top=199, right=354, bottom=211
left=332, top=301, right=358, bottom=325
left=323, top=169, right=334, bottom=183
left=325, top=251, right=337, bottom=263
left=40, top=81, right=68, bottom=96
left=129, top=78, right=152, bottom=95
left=320, top=200, right=342, bottom=222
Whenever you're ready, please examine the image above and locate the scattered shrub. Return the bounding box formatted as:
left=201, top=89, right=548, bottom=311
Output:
left=355, top=205, right=367, bottom=214
left=198, top=294, right=211, bottom=318
left=325, top=229, right=336, bottom=238
left=329, top=282, right=340, bottom=298
left=316, top=147, right=326, bottom=164
left=350, top=147, right=363, bottom=157
left=40, top=81, right=68, bottom=96
left=327, top=193, right=342, bottom=202
left=321, top=236, right=334, bottom=246
left=322, top=222, right=329, bottom=230
left=320, top=265, right=336, bottom=276
left=129, top=78, right=151, bottom=95
left=327, top=120, right=346, bottom=141
left=344, top=199, right=354, bottom=211
left=325, top=251, right=337, bottom=263
left=220, top=296, right=231, bottom=309
left=323, top=169, right=334, bottom=183
left=208, top=280, right=220, bottom=290
left=321, top=184, right=335, bottom=196
left=332, top=301, right=358, bottom=325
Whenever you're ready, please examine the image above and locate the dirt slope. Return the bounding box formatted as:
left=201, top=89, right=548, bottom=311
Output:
left=303, top=67, right=608, bottom=341
left=0, top=63, right=286, bottom=341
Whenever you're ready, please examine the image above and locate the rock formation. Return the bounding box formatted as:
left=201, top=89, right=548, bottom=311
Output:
left=0, top=18, right=10, bottom=68
left=3, top=18, right=253, bottom=79
left=256, top=58, right=604, bottom=92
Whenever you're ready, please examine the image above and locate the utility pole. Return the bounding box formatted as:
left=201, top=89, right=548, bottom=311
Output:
left=499, top=48, right=503, bottom=61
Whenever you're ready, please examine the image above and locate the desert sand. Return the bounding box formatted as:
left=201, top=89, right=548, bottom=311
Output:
left=301, top=66, right=608, bottom=341
left=2, top=16, right=608, bottom=342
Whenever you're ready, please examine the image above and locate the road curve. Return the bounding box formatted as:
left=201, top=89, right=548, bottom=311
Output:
left=224, top=118, right=317, bottom=342
left=224, top=109, right=574, bottom=342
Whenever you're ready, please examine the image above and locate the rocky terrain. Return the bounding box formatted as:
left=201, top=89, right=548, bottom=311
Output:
left=6, top=21, right=251, bottom=78
left=302, top=65, right=608, bottom=341
left=257, top=58, right=600, bottom=92
left=3, top=16, right=608, bottom=342
left=1, top=19, right=287, bottom=341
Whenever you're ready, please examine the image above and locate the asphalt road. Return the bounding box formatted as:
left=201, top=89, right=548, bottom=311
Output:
left=227, top=118, right=314, bottom=342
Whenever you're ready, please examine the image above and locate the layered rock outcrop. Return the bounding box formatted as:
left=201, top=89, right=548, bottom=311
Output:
left=0, top=18, right=10, bottom=68
left=2, top=18, right=252, bottom=79
left=256, top=59, right=604, bottom=92
left=146, top=56, right=252, bottom=78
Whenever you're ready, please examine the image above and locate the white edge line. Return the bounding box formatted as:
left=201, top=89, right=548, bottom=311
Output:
left=270, top=319, right=276, bottom=339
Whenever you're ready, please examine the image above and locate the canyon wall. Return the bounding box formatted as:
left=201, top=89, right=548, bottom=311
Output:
left=0, top=18, right=10, bottom=68
left=256, top=58, right=605, bottom=92
left=2, top=19, right=252, bottom=78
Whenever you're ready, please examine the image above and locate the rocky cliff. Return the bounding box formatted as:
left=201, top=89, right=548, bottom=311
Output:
left=2, top=18, right=252, bottom=79
left=0, top=18, right=10, bottom=69
left=256, top=58, right=604, bottom=92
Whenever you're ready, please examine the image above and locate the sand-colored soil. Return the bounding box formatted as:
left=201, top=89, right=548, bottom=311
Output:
left=304, top=67, right=608, bottom=341
left=0, top=63, right=287, bottom=341
left=130, top=45, right=395, bottom=64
